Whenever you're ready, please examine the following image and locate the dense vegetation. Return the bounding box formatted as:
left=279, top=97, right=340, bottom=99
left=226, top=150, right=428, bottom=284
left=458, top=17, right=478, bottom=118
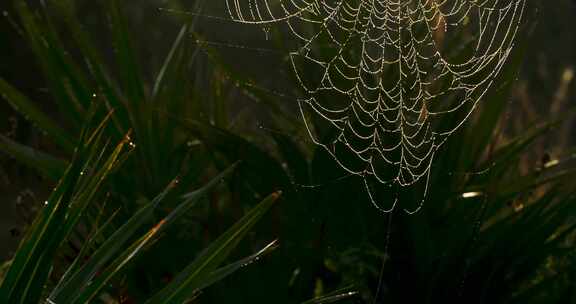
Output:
left=0, top=0, right=575, bottom=303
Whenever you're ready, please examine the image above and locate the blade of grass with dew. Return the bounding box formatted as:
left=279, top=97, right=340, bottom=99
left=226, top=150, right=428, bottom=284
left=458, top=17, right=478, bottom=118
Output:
left=146, top=191, right=282, bottom=304
left=47, top=178, right=180, bottom=303
left=49, top=163, right=239, bottom=302
left=58, top=133, right=133, bottom=242
left=65, top=164, right=239, bottom=303
left=0, top=118, right=116, bottom=303
left=301, top=286, right=359, bottom=304
left=187, top=240, right=279, bottom=292
left=17, top=130, right=131, bottom=303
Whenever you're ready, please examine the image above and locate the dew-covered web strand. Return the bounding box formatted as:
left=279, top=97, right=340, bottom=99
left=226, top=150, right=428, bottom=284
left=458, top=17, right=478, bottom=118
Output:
left=159, top=0, right=526, bottom=213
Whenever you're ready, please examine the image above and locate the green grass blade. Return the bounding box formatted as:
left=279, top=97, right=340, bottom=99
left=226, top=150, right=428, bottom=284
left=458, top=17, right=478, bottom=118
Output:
left=47, top=180, right=177, bottom=303
left=50, top=0, right=131, bottom=136
left=57, top=207, right=120, bottom=292
left=14, top=0, right=84, bottom=126
left=0, top=139, right=86, bottom=302
left=146, top=191, right=282, bottom=304
left=187, top=240, right=278, bottom=291
left=66, top=164, right=238, bottom=303
left=0, top=113, right=127, bottom=303
left=301, top=286, right=359, bottom=304
left=107, top=0, right=146, bottom=105
left=50, top=164, right=238, bottom=303
left=21, top=138, right=127, bottom=303
left=152, top=25, right=189, bottom=100
left=60, top=133, right=131, bottom=231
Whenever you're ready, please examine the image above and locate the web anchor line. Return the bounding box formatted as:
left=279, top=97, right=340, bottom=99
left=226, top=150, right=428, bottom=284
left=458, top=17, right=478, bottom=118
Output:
left=372, top=209, right=394, bottom=304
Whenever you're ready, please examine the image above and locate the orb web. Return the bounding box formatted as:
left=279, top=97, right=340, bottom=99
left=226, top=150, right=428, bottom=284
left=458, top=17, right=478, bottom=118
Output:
left=224, top=0, right=526, bottom=213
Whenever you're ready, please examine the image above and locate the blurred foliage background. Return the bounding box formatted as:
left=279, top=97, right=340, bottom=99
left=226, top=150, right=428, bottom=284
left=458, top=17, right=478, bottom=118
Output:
left=0, top=0, right=576, bottom=303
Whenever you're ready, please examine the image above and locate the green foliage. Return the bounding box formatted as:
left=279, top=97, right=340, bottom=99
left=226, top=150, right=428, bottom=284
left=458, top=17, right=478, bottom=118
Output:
left=0, top=115, right=280, bottom=303
left=0, top=0, right=575, bottom=303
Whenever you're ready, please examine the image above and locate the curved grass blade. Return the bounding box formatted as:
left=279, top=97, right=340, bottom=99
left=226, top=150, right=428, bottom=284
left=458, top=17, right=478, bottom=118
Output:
left=146, top=191, right=282, bottom=304
left=0, top=154, right=82, bottom=302
left=49, top=164, right=238, bottom=303
left=301, top=286, right=359, bottom=304
left=188, top=240, right=279, bottom=292
left=47, top=178, right=179, bottom=303
left=17, top=132, right=130, bottom=303
left=152, top=24, right=189, bottom=100
left=68, top=164, right=238, bottom=303
left=0, top=122, right=112, bottom=303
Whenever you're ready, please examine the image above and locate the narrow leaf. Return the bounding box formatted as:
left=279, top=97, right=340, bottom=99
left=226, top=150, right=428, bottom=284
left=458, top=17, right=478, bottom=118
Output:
left=146, top=191, right=282, bottom=304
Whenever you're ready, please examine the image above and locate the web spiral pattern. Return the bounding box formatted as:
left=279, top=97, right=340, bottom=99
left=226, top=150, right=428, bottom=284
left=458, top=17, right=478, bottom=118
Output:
left=225, top=0, right=526, bottom=213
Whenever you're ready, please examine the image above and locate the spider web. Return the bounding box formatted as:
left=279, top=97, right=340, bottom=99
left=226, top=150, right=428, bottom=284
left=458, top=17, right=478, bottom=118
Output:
left=223, top=0, right=526, bottom=213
